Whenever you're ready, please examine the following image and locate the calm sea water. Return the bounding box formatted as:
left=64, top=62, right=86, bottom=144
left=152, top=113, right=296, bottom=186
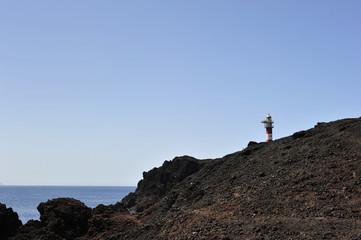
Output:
left=0, top=186, right=135, bottom=224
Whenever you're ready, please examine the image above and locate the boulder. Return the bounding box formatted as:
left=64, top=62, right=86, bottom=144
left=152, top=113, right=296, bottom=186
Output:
left=37, top=198, right=91, bottom=239
left=0, top=203, right=22, bottom=240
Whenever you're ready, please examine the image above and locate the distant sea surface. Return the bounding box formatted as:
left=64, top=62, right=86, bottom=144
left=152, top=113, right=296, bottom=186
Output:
left=0, top=186, right=136, bottom=224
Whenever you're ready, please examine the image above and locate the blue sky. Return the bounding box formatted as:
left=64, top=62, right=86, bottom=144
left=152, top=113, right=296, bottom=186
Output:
left=0, top=0, right=360, bottom=186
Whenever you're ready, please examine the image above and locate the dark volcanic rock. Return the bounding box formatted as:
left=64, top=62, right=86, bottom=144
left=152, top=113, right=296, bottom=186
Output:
left=122, top=155, right=209, bottom=212
left=12, top=200, right=137, bottom=240
left=37, top=198, right=91, bottom=239
left=113, top=117, right=361, bottom=239
left=247, top=141, right=258, bottom=147
left=9, top=117, right=361, bottom=239
left=83, top=202, right=138, bottom=240
left=10, top=220, right=62, bottom=240
left=0, top=203, right=22, bottom=240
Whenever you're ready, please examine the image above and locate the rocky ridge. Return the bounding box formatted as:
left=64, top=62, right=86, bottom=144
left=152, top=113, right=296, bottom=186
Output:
left=1, top=117, right=361, bottom=239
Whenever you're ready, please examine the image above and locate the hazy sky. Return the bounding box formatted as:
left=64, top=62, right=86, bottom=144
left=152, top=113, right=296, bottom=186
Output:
left=1, top=0, right=360, bottom=186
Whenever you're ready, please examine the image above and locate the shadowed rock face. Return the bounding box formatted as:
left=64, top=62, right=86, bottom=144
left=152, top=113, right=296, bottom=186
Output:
left=0, top=204, right=21, bottom=240
left=84, top=202, right=138, bottom=240
left=10, top=198, right=91, bottom=240
left=10, top=198, right=137, bottom=240
left=122, top=155, right=209, bottom=212
left=37, top=198, right=92, bottom=239
left=11, top=220, right=62, bottom=240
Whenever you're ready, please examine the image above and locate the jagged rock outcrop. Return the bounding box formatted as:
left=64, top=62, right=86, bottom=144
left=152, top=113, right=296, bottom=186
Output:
left=122, top=155, right=209, bottom=212
left=11, top=198, right=138, bottom=240
left=37, top=198, right=92, bottom=239
left=11, top=198, right=91, bottom=240
left=0, top=204, right=22, bottom=240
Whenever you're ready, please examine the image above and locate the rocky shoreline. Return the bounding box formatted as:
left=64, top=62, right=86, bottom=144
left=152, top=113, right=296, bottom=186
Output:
left=1, top=117, right=361, bottom=239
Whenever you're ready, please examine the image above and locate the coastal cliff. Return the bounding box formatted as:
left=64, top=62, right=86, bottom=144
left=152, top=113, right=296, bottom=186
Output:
left=2, top=117, right=361, bottom=239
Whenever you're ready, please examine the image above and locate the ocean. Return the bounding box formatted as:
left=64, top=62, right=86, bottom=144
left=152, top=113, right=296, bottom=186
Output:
left=0, top=186, right=136, bottom=224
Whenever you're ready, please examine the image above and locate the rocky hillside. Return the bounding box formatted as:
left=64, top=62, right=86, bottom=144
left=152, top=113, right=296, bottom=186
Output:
left=2, top=117, right=361, bottom=239
left=113, top=117, right=361, bottom=239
